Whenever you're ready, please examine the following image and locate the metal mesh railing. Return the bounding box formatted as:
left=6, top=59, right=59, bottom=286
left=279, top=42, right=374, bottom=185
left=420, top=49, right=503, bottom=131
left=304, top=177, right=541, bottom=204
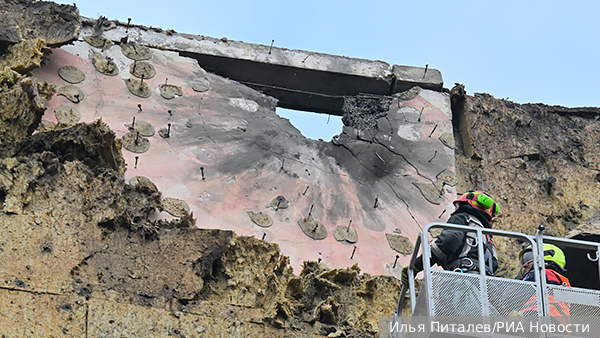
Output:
left=430, top=271, right=483, bottom=316
left=545, top=285, right=600, bottom=338
left=412, top=281, right=429, bottom=317
left=486, top=277, right=540, bottom=317
left=397, top=222, right=600, bottom=338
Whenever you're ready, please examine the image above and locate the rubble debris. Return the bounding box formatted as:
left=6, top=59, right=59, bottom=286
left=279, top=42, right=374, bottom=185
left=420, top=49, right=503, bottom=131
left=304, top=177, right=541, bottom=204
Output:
left=58, top=65, right=85, bottom=84
left=54, top=105, right=81, bottom=125
left=342, top=94, right=392, bottom=132
left=0, top=66, right=23, bottom=92
left=2, top=39, right=49, bottom=73
left=247, top=211, right=274, bottom=227
left=37, top=120, right=57, bottom=131
left=0, top=75, right=54, bottom=147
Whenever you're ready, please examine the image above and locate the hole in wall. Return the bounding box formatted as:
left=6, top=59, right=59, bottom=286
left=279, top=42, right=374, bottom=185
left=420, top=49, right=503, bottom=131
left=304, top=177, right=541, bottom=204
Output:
left=276, top=107, right=343, bottom=141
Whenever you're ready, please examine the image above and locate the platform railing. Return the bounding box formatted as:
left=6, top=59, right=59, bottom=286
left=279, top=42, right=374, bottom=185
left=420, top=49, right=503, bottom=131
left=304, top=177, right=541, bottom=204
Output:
left=391, top=222, right=600, bottom=338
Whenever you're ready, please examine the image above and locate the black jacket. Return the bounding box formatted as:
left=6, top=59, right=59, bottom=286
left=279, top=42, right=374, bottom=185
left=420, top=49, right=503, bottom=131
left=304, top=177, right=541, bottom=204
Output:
left=414, top=205, right=498, bottom=275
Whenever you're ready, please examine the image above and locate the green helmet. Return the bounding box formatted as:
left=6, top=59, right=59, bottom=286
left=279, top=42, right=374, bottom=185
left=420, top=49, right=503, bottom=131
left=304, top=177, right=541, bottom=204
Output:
left=519, top=243, right=566, bottom=269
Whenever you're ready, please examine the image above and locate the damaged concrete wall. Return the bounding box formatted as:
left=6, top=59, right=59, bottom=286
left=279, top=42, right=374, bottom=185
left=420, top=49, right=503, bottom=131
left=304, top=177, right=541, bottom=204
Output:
left=451, top=84, right=600, bottom=280
left=30, top=18, right=456, bottom=279
left=0, top=1, right=453, bottom=336
left=6, top=0, right=600, bottom=336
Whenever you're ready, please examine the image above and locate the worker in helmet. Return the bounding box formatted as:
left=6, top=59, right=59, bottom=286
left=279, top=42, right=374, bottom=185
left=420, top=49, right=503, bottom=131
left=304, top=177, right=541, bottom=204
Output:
left=401, top=190, right=501, bottom=316
left=519, top=243, right=571, bottom=320
left=519, top=243, right=570, bottom=286
left=402, top=190, right=500, bottom=283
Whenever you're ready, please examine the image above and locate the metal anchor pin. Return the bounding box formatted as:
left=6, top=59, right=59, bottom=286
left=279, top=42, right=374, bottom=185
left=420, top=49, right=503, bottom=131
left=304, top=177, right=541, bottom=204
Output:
left=429, top=124, right=438, bottom=137
left=428, top=150, right=437, bottom=163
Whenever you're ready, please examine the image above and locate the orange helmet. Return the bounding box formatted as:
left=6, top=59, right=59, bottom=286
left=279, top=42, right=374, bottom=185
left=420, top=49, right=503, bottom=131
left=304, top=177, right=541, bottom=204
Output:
left=453, top=191, right=499, bottom=221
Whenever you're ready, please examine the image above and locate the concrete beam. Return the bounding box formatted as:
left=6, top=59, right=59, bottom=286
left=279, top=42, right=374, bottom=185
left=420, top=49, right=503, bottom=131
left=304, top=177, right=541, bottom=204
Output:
left=81, top=17, right=443, bottom=115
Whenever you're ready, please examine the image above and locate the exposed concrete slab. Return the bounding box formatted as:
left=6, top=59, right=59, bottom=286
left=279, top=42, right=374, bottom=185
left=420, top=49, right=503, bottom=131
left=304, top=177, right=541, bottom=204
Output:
left=393, top=65, right=444, bottom=94
left=80, top=17, right=442, bottom=115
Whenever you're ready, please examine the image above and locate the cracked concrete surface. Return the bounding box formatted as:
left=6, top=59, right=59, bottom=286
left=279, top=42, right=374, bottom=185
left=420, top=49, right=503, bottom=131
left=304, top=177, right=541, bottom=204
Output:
left=31, top=34, right=455, bottom=278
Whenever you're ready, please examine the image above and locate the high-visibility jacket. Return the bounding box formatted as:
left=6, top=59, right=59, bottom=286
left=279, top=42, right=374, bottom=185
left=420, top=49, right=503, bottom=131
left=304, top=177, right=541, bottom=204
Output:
left=522, top=269, right=571, bottom=320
